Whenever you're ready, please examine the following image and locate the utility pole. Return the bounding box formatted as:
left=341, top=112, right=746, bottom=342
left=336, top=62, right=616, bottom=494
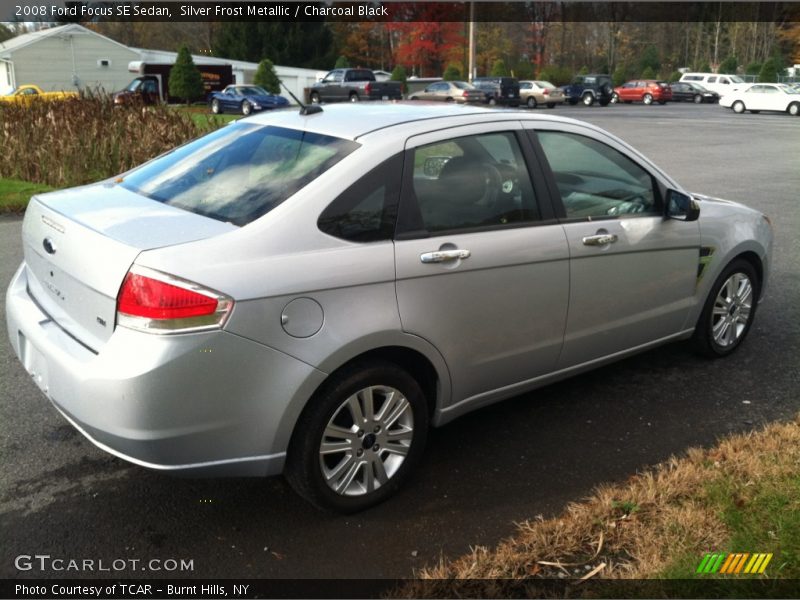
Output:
left=468, top=1, right=475, bottom=81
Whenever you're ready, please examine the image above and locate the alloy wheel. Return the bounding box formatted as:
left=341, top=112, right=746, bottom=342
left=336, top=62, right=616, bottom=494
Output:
left=711, top=272, right=753, bottom=348
left=319, top=385, right=414, bottom=497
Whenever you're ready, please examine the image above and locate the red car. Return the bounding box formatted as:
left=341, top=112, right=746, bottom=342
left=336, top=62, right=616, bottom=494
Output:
left=611, top=80, right=672, bottom=105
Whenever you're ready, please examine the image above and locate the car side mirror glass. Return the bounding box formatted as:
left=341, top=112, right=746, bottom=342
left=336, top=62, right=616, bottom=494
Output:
left=666, top=189, right=700, bottom=222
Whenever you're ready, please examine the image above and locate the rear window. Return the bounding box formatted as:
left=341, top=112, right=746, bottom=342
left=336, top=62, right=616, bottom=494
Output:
left=120, top=123, right=359, bottom=227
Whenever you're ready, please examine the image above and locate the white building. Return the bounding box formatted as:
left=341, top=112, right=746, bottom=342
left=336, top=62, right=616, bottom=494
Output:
left=0, top=23, right=326, bottom=103
left=0, top=23, right=140, bottom=95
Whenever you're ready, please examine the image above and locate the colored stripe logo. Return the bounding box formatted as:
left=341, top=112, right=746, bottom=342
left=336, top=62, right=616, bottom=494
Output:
left=696, top=553, right=773, bottom=574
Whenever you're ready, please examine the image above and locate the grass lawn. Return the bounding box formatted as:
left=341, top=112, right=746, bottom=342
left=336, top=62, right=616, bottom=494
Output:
left=396, top=416, right=800, bottom=598
left=170, top=105, right=239, bottom=130
left=0, top=178, right=54, bottom=213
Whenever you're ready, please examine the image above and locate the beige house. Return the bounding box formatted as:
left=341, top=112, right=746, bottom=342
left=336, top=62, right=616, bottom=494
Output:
left=0, top=24, right=141, bottom=95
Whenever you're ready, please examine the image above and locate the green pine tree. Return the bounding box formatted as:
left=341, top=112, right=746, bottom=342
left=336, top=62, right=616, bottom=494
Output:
left=641, top=66, right=656, bottom=79
left=335, top=55, right=350, bottom=69
left=169, top=45, right=204, bottom=105
left=390, top=66, right=407, bottom=94
left=513, top=60, right=534, bottom=80
left=491, top=59, right=509, bottom=77
left=639, top=46, right=661, bottom=74
left=758, top=58, right=779, bottom=83
left=745, top=62, right=762, bottom=76
left=442, top=64, right=462, bottom=81
left=254, top=59, right=281, bottom=94
left=719, top=56, right=738, bottom=74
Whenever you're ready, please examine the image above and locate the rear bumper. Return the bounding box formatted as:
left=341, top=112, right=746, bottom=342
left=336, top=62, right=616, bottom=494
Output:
left=6, top=263, right=327, bottom=476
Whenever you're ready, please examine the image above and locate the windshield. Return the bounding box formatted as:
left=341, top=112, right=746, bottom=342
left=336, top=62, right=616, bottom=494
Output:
left=120, top=124, right=359, bottom=226
left=729, top=75, right=745, bottom=83
left=125, top=79, right=143, bottom=92
left=240, top=86, right=268, bottom=96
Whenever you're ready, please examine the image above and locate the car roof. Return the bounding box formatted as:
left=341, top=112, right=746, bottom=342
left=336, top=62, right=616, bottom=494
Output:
left=243, top=102, right=595, bottom=141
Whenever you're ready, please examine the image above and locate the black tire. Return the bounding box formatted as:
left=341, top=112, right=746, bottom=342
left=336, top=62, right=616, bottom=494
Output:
left=310, top=92, right=321, bottom=104
left=488, top=97, right=497, bottom=106
left=349, top=92, right=360, bottom=102
left=445, top=97, right=454, bottom=103
left=285, top=360, right=429, bottom=513
left=582, top=93, right=594, bottom=106
left=241, top=100, right=252, bottom=116
left=610, top=93, right=619, bottom=104
left=692, top=259, right=760, bottom=358
left=643, top=93, right=653, bottom=105
left=694, top=94, right=703, bottom=104
left=732, top=100, right=745, bottom=114
left=526, top=96, right=537, bottom=108
left=789, top=102, right=800, bottom=116
left=211, top=99, right=221, bottom=114
left=546, top=102, right=556, bottom=108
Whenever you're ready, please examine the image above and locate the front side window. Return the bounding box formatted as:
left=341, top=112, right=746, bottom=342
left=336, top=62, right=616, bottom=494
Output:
left=121, top=124, right=359, bottom=226
left=537, top=131, right=658, bottom=219
left=405, top=132, right=539, bottom=234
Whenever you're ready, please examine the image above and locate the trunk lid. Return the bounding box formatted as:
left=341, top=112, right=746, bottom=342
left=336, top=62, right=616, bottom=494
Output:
left=22, top=183, right=237, bottom=350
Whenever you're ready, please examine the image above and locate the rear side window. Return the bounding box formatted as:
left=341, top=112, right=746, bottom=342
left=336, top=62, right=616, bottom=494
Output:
left=120, top=124, right=359, bottom=227
left=402, top=132, right=540, bottom=235
left=318, top=154, right=402, bottom=242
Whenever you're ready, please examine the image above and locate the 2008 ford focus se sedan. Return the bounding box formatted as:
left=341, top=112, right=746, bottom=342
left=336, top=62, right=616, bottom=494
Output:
left=6, top=104, right=773, bottom=512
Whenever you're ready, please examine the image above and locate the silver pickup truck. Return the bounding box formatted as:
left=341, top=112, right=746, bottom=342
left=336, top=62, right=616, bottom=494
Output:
left=309, top=68, right=403, bottom=103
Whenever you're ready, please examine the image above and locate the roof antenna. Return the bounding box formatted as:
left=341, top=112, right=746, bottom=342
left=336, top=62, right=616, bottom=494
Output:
left=280, top=80, right=322, bottom=115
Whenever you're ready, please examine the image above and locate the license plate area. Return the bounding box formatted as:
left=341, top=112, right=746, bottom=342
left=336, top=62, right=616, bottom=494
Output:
left=19, top=331, right=50, bottom=394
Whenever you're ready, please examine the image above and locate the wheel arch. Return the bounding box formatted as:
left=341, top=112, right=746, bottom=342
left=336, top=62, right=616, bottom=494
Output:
left=274, top=338, right=452, bottom=458
left=732, top=250, right=764, bottom=297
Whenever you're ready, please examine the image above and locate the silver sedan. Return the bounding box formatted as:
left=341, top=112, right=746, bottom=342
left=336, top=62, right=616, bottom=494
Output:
left=408, top=81, right=487, bottom=103
left=6, top=104, right=773, bottom=512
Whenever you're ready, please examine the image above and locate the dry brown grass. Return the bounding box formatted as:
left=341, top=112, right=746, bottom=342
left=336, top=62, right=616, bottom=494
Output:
left=0, top=95, right=216, bottom=188
left=395, top=415, right=800, bottom=597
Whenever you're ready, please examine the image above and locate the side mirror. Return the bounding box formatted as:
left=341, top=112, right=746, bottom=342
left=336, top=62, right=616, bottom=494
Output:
left=665, top=189, right=700, bottom=222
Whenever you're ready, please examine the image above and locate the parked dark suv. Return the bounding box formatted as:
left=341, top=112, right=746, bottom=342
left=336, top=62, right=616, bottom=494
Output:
left=472, top=77, right=521, bottom=107
left=562, top=74, right=614, bottom=106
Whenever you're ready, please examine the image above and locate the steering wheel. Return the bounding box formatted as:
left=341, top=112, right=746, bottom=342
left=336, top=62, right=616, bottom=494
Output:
left=478, top=162, right=503, bottom=206
left=608, top=195, right=648, bottom=215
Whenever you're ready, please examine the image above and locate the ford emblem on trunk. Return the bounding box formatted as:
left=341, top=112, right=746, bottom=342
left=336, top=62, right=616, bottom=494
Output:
left=42, top=238, right=56, bottom=255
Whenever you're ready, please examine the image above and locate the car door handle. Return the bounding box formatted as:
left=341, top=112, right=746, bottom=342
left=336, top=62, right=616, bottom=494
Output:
left=420, top=249, right=471, bottom=263
left=582, top=234, right=618, bottom=246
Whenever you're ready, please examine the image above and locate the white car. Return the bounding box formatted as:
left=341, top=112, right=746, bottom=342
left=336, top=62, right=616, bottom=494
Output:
left=719, top=83, right=800, bottom=115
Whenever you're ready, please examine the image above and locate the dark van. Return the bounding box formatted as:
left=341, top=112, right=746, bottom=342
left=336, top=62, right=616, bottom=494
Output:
left=472, top=77, right=521, bottom=107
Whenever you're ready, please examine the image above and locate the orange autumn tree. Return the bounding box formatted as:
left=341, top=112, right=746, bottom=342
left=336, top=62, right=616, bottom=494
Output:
left=388, top=4, right=466, bottom=77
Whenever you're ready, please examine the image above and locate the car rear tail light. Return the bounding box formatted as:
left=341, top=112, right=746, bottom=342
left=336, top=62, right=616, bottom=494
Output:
left=364, top=82, right=372, bottom=95
left=117, top=266, right=233, bottom=334
left=543, top=88, right=550, bottom=96
left=462, top=90, right=469, bottom=97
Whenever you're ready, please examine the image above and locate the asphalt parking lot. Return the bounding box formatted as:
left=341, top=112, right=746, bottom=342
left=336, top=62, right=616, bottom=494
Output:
left=1, top=103, right=799, bottom=581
